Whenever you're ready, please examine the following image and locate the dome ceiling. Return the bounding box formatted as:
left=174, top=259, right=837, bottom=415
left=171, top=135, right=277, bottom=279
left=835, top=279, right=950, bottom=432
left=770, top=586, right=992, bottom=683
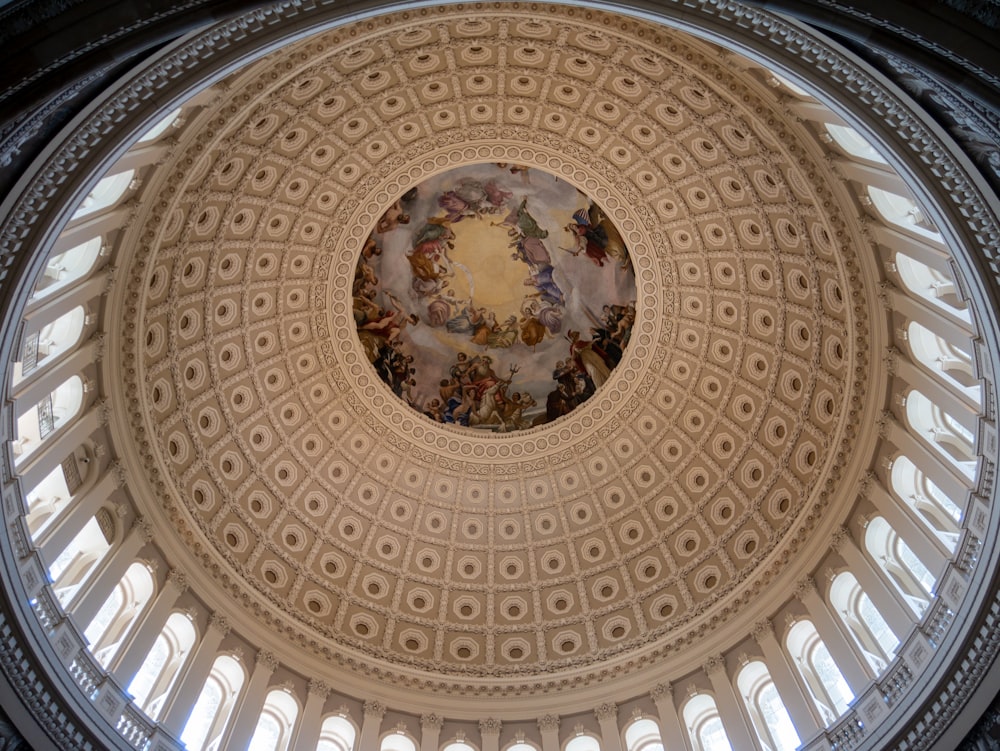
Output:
left=118, top=6, right=872, bottom=696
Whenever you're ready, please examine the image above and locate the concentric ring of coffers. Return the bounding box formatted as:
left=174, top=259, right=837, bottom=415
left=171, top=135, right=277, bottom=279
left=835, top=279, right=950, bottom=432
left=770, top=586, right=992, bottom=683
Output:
left=125, top=6, right=866, bottom=680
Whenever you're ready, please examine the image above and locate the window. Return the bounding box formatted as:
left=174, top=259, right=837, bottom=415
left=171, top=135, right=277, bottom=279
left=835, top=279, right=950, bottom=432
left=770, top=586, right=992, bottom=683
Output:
left=127, top=611, right=196, bottom=720
left=894, top=252, right=970, bottom=320
left=865, top=515, right=936, bottom=617
left=564, top=736, right=601, bottom=751
left=13, top=305, right=87, bottom=386
left=83, top=561, right=154, bottom=667
left=13, top=375, right=85, bottom=464
left=825, top=124, right=888, bottom=164
left=380, top=733, right=417, bottom=751
left=317, top=715, right=357, bottom=751
left=906, top=321, right=980, bottom=397
left=624, top=717, right=664, bottom=751
left=786, top=620, right=853, bottom=723
left=736, top=661, right=800, bottom=751
left=71, top=170, right=135, bottom=220
left=682, top=694, right=732, bottom=751
left=136, top=107, right=182, bottom=144
left=180, top=655, right=245, bottom=751
left=24, top=461, right=75, bottom=538
left=830, top=572, right=898, bottom=672
left=905, top=389, right=976, bottom=475
left=867, top=187, right=940, bottom=239
left=443, top=742, right=477, bottom=751
left=49, top=512, right=113, bottom=606
left=248, top=689, right=299, bottom=751
left=505, top=743, right=540, bottom=751
left=30, top=236, right=104, bottom=301
left=890, top=455, right=963, bottom=547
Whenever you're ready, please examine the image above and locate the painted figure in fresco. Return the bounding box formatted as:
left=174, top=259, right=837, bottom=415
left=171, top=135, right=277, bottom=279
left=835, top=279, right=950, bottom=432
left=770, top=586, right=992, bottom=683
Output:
left=523, top=264, right=565, bottom=307
left=568, top=329, right=613, bottom=390
left=561, top=203, right=630, bottom=269
left=438, top=177, right=511, bottom=222
left=375, top=199, right=411, bottom=233
left=563, top=208, right=609, bottom=266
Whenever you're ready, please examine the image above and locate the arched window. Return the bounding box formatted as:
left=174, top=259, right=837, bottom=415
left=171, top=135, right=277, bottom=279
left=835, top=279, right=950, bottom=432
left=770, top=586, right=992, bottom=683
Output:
left=70, top=169, right=135, bottom=220
left=825, top=123, right=888, bottom=164
left=126, top=611, right=196, bottom=720
left=906, top=320, right=980, bottom=396
left=443, top=742, right=478, bottom=751
left=136, top=107, right=182, bottom=144
left=180, top=654, right=246, bottom=751
left=13, top=374, right=85, bottom=464
left=505, top=742, right=540, bottom=751
left=14, top=305, right=87, bottom=385
left=682, top=694, right=732, bottom=751
left=317, top=714, right=357, bottom=751
left=894, top=252, right=971, bottom=320
left=24, top=460, right=75, bottom=537
left=30, top=236, right=104, bottom=301
left=736, top=660, right=800, bottom=751
left=905, top=389, right=976, bottom=475
left=867, top=187, right=941, bottom=239
left=83, top=561, right=154, bottom=667
left=865, top=516, right=936, bottom=616
left=786, top=620, right=853, bottom=723
left=624, top=717, right=664, bottom=751
left=564, top=736, right=602, bottom=751
left=380, top=732, right=418, bottom=751
left=829, top=571, right=898, bottom=672
left=48, top=509, right=113, bottom=606
left=890, top=455, right=962, bottom=549
left=247, top=689, right=299, bottom=751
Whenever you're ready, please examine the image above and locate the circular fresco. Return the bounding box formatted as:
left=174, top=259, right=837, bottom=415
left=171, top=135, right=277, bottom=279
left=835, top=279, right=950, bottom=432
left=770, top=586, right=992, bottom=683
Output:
left=354, top=163, right=637, bottom=432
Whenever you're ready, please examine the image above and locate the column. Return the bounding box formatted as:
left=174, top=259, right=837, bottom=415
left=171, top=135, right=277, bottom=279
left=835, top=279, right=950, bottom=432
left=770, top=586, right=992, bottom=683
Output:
left=159, top=613, right=230, bottom=735
left=289, top=678, right=330, bottom=751
left=420, top=713, right=443, bottom=751
left=832, top=527, right=915, bottom=635
left=358, top=700, right=386, bottom=751
left=538, top=715, right=560, bottom=751
left=796, top=577, right=872, bottom=693
left=704, top=655, right=757, bottom=750
left=867, top=479, right=951, bottom=573
left=68, top=515, right=151, bottom=626
left=650, top=683, right=690, bottom=751
left=35, top=465, right=118, bottom=563
left=594, top=703, right=624, bottom=751
left=752, top=619, right=822, bottom=741
left=480, top=718, right=501, bottom=751
left=219, top=650, right=277, bottom=751
left=111, top=569, right=187, bottom=684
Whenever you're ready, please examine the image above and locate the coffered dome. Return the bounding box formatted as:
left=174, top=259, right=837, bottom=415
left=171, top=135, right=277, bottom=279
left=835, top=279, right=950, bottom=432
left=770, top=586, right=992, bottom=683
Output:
left=2, top=2, right=999, bottom=750
left=118, top=7, right=868, bottom=690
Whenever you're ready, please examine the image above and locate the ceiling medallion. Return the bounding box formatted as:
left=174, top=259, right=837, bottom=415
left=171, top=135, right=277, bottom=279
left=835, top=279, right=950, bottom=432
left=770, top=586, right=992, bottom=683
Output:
left=354, top=163, right=636, bottom=431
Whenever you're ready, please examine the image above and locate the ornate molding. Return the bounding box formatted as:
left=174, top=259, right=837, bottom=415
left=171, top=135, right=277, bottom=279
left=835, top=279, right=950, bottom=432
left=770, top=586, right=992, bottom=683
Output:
left=537, top=714, right=559, bottom=733
left=594, top=702, right=617, bottom=722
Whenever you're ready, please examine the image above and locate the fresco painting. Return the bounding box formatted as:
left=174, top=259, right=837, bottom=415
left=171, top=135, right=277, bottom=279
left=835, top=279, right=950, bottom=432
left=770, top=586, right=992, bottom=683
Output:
left=353, top=163, right=636, bottom=432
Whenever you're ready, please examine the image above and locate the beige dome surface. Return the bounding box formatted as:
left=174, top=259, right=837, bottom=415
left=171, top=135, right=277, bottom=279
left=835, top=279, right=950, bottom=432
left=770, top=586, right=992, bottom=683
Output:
left=117, top=6, right=871, bottom=695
